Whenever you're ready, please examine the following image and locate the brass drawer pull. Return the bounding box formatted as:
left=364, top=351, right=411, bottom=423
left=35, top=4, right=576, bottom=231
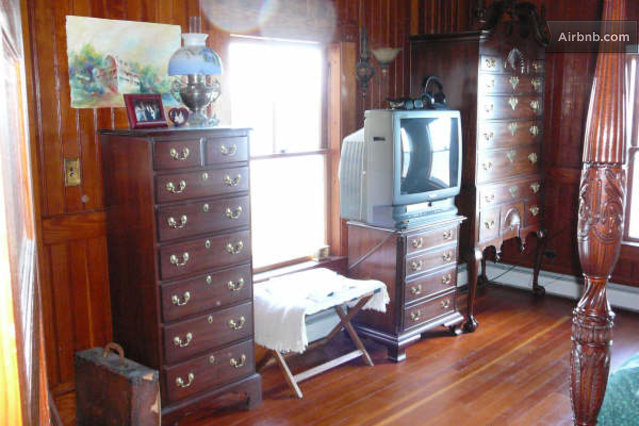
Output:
left=441, top=299, right=451, bottom=309
left=173, top=332, right=193, bottom=348
left=410, top=260, right=424, bottom=272
left=205, top=240, right=211, bottom=249
left=529, top=206, right=540, bottom=217
left=509, top=186, right=519, bottom=198
left=209, top=355, right=215, bottom=364
left=508, top=122, right=518, bottom=135
left=443, top=230, right=454, bottom=241
left=483, top=131, right=494, bottom=142
left=225, top=206, right=243, bottom=220
left=410, top=310, right=421, bottom=322
left=531, top=78, right=542, bottom=91
left=206, top=275, right=213, bottom=285
left=226, top=240, right=244, bottom=255
left=484, top=193, right=495, bottom=203
left=508, top=97, right=518, bottom=110
left=482, top=161, right=493, bottom=171
left=529, top=125, right=539, bottom=136
left=411, top=237, right=423, bottom=249
left=509, top=76, right=519, bottom=90
left=175, top=372, right=194, bottom=388
left=219, top=144, right=237, bottom=156
left=530, top=100, right=540, bottom=112
left=169, top=147, right=190, bottom=161
left=227, top=278, right=245, bottom=292
left=528, top=153, right=538, bottom=164
left=532, top=61, right=543, bottom=72
left=442, top=252, right=453, bottom=262
left=202, top=203, right=210, bottom=213
left=171, top=291, right=191, bottom=306
left=442, top=273, right=452, bottom=285
left=201, top=172, right=209, bottom=181
left=484, top=220, right=496, bottom=230
left=506, top=150, right=516, bottom=163
left=230, top=354, right=246, bottom=369
left=485, top=57, right=497, bottom=69
left=166, top=180, right=186, bottom=194
left=170, top=252, right=190, bottom=267
left=484, top=104, right=494, bottom=114
left=410, top=284, right=422, bottom=295
left=167, top=215, right=188, bottom=229
left=228, top=316, right=246, bottom=330
left=208, top=315, right=214, bottom=324
left=223, top=174, right=242, bottom=187
left=530, top=182, right=541, bottom=193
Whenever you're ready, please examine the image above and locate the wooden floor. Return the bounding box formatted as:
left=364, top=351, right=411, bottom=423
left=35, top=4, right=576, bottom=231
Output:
left=56, top=285, right=639, bottom=425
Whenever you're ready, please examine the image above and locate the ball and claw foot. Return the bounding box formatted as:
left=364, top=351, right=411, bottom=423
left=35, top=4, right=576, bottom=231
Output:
left=532, top=284, right=546, bottom=297
left=463, top=317, right=479, bottom=333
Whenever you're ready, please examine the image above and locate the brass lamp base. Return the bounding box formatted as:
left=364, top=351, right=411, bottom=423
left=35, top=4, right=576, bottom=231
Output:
left=178, top=74, right=221, bottom=127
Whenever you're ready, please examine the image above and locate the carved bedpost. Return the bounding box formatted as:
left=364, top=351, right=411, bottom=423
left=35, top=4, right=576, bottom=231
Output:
left=571, top=0, right=627, bottom=424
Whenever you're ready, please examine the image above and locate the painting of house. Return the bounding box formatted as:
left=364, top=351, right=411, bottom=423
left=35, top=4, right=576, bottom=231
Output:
left=93, top=55, right=141, bottom=94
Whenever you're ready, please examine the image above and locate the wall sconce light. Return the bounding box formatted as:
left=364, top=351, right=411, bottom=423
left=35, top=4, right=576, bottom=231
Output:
left=355, top=26, right=401, bottom=98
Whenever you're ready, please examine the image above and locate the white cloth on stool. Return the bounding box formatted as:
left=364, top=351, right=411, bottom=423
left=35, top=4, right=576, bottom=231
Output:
left=254, top=268, right=389, bottom=354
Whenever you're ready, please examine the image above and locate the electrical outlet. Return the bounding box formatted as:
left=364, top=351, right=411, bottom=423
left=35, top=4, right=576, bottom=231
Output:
left=64, top=157, right=81, bottom=186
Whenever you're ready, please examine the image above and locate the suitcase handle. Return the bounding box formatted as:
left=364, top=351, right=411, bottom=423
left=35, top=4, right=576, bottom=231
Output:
left=103, top=342, right=125, bottom=365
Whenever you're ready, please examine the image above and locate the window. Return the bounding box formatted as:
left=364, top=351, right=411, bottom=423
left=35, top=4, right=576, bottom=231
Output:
left=626, top=54, right=639, bottom=241
left=229, top=37, right=327, bottom=270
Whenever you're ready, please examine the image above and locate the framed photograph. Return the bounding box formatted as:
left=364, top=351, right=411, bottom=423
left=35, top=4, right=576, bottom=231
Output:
left=123, top=94, right=168, bottom=129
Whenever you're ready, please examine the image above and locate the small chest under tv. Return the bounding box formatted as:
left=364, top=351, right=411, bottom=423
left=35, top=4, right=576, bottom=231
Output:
left=347, top=216, right=465, bottom=362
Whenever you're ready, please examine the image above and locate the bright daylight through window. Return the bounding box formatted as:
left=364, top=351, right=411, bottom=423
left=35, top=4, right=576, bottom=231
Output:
left=229, top=38, right=327, bottom=269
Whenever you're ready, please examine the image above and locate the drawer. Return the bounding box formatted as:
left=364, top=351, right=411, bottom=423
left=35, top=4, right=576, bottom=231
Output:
left=205, top=136, right=249, bottom=165
left=477, top=120, right=541, bottom=150
left=163, top=302, right=253, bottom=365
left=480, top=73, right=543, bottom=95
left=404, top=265, right=457, bottom=304
left=403, top=291, right=456, bottom=330
left=478, top=207, right=500, bottom=243
left=154, top=138, right=202, bottom=170
left=155, top=166, right=249, bottom=203
left=476, top=145, right=540, bottom=184
left=479, top=55, right=502, bottom=72
left=524, top=197, right=542, bottom=227
left=157, top=195, right=250, bottom=242
left=501, top=202, right=524, bottom=240
left=478, top=176, right=542, bottom=209
left=479, top=95, right=542, bottom=120
left=405, top=245, right=457, bottom=279
left=159, top=230, right=251, bottom=280
left=160, top=264, right=252, bottom=322
left=406, top=223, right=457, bottom=255
left=164, top=339, right=254, bottom=402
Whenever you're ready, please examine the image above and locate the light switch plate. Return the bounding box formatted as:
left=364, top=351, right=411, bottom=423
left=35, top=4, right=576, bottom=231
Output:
left=64, top=157, right=81, bottom=186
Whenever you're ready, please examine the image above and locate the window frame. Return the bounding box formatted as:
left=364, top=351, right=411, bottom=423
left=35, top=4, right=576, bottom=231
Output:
left=228, top=35, right=332, bottom=273
left=624, top=50, right=639, bottom=244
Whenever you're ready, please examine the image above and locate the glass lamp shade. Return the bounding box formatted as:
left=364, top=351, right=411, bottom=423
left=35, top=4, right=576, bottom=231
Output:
left=168, top=33, right=222, bottom=76
left=168, top=32, right=223, bottom=126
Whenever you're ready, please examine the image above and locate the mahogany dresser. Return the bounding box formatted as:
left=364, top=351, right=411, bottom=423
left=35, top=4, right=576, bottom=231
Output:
left=100, top=127, right=261, bottom=423
left=409, top=8, right=548, bottom=332
left=347, top=216, right=465, bottom=362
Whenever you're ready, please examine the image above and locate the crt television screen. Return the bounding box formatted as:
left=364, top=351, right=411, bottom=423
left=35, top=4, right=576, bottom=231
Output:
left=399, top=117, right=460, bottom=195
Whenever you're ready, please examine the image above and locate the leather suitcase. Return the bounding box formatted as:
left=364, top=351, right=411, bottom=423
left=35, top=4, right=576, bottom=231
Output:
left=75, top=343, right=161, bottom=425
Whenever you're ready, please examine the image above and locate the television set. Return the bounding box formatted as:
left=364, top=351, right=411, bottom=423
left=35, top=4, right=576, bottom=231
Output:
left=339, top=109, right=462, bottom=228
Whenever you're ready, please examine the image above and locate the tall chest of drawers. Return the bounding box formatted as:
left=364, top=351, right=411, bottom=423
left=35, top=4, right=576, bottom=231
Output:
left=348, top=216, right=465, bottom=362
left=100, top=128, right=261, bottom=423
left=410, top=17, right=548, bottom=332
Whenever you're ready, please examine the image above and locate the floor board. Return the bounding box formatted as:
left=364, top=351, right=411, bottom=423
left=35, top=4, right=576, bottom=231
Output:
left=56, top=285, right=639, bottom=425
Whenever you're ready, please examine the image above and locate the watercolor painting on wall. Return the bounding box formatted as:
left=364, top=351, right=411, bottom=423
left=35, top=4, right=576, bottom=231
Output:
left=66, top=16, right=181, bottom=108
